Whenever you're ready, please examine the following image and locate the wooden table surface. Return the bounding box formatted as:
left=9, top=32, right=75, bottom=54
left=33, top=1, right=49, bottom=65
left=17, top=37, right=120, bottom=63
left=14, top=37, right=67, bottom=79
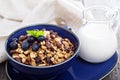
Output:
left=0, top=62, right=9, bottom=80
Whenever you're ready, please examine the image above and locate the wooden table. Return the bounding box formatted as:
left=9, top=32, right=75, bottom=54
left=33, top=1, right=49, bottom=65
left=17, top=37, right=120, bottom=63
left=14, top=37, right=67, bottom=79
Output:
left=0, top=62, right=9, bottom=80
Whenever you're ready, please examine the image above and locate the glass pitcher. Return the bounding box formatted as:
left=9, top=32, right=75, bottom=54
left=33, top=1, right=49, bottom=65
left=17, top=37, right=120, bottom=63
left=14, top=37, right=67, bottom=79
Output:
left=78, top=6, right=119, bottom=63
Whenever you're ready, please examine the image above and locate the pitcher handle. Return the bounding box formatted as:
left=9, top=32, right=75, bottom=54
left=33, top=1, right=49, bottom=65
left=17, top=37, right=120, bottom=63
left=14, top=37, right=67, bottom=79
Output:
left=109, top=8, right=120, bottom=34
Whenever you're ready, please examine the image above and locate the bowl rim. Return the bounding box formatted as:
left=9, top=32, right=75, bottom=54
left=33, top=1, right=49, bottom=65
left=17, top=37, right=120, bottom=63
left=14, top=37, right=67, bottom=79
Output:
left=5, top=24, right=81, bottom=68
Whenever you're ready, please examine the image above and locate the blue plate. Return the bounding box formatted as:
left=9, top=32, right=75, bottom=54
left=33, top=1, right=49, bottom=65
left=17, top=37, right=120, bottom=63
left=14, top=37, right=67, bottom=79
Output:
left=6, top=52, right=118, bottom=80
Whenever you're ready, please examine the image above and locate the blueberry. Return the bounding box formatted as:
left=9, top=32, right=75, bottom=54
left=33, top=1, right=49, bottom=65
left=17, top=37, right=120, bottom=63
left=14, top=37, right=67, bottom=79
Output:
left=10, top=41, right=18, bottom=49
left=27, top=36, right=36, bottom=43
left=21, top=40, right=30, bottom=51
left=12, top=38, right=18, bottom=42
left=38, top=36, right=45, bottom=42
left=32, top=43, right=39, bottom=51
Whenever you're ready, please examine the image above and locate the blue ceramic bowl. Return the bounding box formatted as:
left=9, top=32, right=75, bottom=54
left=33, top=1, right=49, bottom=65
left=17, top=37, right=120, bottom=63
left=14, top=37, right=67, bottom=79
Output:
left=5, top=24, right=80, bottom=80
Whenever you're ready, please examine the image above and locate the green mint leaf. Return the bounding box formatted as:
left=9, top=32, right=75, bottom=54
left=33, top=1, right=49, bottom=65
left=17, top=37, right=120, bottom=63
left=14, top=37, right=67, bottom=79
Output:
left=26, top=30, right=33, bottom=35
left=26, top=30, right=44, bottom=38
left=37, top=31, right=44, bottom=36
left=36, top=31, right=44, bottom=38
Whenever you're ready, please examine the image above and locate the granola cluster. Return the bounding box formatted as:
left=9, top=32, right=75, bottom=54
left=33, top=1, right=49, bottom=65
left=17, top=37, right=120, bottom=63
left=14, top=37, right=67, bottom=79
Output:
left=9, top=29, right=75, bottom=66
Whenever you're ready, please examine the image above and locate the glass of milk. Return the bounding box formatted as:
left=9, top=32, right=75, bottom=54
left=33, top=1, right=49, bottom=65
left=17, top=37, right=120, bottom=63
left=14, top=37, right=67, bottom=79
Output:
left=78, top=6, right=119, bottom=63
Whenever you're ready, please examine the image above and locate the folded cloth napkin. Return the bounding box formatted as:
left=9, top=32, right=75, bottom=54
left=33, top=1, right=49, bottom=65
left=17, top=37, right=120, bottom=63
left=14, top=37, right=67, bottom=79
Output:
left=0, top=37, right=8, bottom=63
left=0, top=0, right=84, bottom=63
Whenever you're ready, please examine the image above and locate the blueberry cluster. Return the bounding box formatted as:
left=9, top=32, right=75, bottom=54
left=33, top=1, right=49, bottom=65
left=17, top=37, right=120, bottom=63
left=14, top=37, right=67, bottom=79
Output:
left=10, top=35, right=45, bottom=51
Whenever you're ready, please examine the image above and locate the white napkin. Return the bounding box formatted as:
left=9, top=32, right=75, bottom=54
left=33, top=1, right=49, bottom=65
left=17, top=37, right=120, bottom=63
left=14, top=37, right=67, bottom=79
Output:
left=55, top=0, right=83, bottom=33
left=0, top=0, right=84, bottom=63
left=0, top=37, right=8, bottom=63
left=0, top=19, right=21, bottom=36
left=21, top=0, right=56, bottom=26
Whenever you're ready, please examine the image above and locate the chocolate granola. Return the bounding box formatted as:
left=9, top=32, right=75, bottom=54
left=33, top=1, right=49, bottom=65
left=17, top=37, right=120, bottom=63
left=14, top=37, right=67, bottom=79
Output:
left=9, top=29, right=75, bottom=66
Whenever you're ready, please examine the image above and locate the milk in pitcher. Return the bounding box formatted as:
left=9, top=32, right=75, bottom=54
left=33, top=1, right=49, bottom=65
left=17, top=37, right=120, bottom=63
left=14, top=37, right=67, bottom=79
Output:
left=78, top=22, right=117, bottom=63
